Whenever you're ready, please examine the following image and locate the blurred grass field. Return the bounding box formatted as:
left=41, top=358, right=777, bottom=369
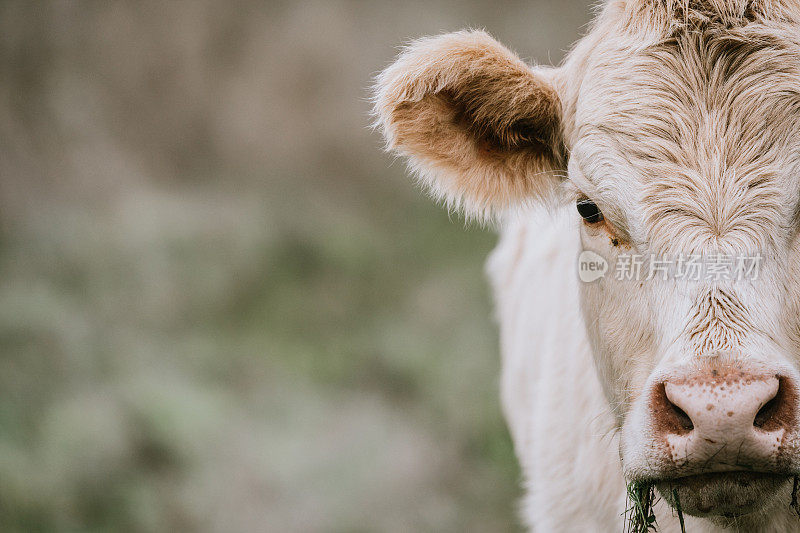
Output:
left=0, top=2, right=590, bottom=531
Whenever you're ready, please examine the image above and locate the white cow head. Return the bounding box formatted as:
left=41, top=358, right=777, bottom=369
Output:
left=375, top=0, right=800, bottom=519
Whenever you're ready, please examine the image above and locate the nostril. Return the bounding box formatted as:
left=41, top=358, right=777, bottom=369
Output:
left=655, top=375, right=797, bottom=436
left=669, top=401, right=694, bottom=431
left=652, top=382, right=694, bottom=434
left=753, top=376, right=788, bottom=431
left=754, top=395, right=779, bottom=428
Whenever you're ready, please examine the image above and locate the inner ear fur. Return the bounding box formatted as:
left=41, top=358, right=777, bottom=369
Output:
left=374, top=30, right=566, bottom=217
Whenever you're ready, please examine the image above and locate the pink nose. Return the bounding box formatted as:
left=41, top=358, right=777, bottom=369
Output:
left=650, top=369, right=796, bottom=471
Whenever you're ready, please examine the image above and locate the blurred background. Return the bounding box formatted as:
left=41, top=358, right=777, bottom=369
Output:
left=0, top=2, right=591, bottom=531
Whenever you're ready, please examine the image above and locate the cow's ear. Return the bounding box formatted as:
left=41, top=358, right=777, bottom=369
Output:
left=374, top=30, right=566, bottom=218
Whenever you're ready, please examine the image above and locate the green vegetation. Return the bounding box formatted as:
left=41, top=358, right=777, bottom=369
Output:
left=0, top=1, right=591, bottom=530
left=625, top=481, right=656, bottom=533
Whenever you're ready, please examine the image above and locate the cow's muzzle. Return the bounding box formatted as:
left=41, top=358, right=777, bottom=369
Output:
left=639, top=363, right=800, bottom=516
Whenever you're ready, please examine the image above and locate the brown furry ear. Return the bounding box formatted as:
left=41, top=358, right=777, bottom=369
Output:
left=374, top=30, right=565, bottom=218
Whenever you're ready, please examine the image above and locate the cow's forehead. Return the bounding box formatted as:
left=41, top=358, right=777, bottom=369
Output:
left=572, top=27, right=800, bottom=254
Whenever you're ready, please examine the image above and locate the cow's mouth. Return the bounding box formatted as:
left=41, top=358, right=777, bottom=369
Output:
left=653, top=471, right=790, bottom=517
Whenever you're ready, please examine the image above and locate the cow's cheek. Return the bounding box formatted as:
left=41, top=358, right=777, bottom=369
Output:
left=581, top=279, right=658, bottom=417
left=781, top=245, right=800, bottom=363
left=580, top=285, right=629, bottom=415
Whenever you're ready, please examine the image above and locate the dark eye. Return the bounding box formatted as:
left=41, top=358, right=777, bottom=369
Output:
left=576, top=198, right=604, bottom=224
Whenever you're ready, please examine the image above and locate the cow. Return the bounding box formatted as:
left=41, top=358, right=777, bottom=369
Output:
left=374, top=0, right=800, bottom=531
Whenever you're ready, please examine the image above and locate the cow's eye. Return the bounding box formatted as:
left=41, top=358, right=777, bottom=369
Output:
left=576, top=198, right=604, bottom=224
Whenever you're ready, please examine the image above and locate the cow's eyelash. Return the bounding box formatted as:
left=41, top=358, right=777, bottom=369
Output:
left=565, top=182, right=625, bottom=242
left=564, top=181, right=601, bottom=216
left=564, top=178, right=602, bottom=206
